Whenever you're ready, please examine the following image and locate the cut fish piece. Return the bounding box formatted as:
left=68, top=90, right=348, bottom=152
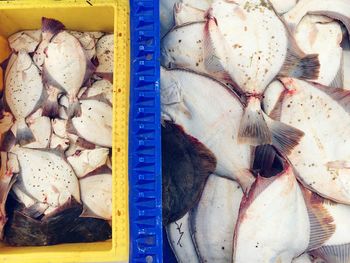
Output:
left=161, top=67, right=255, bottom=190
left=160, top=0, right=178, bottom=38
left=67, top=148, right=109, bottom=178
left=79, top=173, right=112, bottom=219
left=262, top=80, right=285, bottom=118
left=5, top=51, right=44, bottom=146
left=344, top=50, right=350, bottom=89
left=270, top=0, right=297, bottom=14
left=191, top=175, right=243, bottom=263
left=68, top=30, right=96, bottom=60
left=81, top=79, right=112, bottom=104
left=277, top=78, right=350, bottom=204
left=51, top=119, right=68, bottom=138
left=69, top=99, right=112, bottom=148
left=50, top=133, right=70, bottom=151
left=234, top=147, right=309, bottom=263
left=8, top=30, right=41, bottom=53
left=10, top=146, right=80, bottom=209
left=25, top=113, right=51, bottom=149
left=166, top=212, right=200, bottom=263
left=174, top=3, right=205, bottom=26
left=295, top=15, right=343, bottom=86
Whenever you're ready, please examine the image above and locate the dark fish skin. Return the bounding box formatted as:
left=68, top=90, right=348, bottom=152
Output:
left=4, top=195, right=111, bottom=246
left=162, top=121, right=217, bottom=226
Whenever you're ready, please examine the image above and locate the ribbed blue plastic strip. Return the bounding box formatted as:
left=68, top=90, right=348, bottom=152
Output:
left=129, top=0, right=162, bottom=262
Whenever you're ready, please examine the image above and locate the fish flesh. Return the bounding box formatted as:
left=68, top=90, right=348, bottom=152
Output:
left=234, top=146, right=310, bottom=263
left=95, top=34, right=114, bottom=82
left=8, top=30, right=41, bottom=53
left=50, top=133, right=70, bottom=151
left=190, top=175, right=243, bottom=263
left=68, top=99, right=112, bottom=148
left=43, top=29, right=94, bottom=117
left=205, top=0, right=317, bottom=146
left=81, top=79, right=113, bottom=104
left=283, top=0, right=350, bottom=41
left=10, top=146, right=80, bottom=211
left=166, top=212, right=200, bottom=263
left=5, top=51, right=45, bottom=146
left=79, top=172, right=112, bottom=219
left=67, top=148, right=109, bottom=178
left=269, top=77, right=350, bottom=204
left=161, top=67, right=255, bottom=190
left=162, top=122, right=216, bottom=225
left=33, top=17, right=65, bottom=70
left=294, top=15, right=343, bottom=86
left=24, top=114, right=51, bottom=149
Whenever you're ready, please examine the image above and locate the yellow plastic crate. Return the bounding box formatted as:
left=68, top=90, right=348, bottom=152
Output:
left=0, top=0, right=130, bottom=262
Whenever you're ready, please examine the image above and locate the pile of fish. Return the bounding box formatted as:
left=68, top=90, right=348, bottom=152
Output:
left=161, top=0, right=350, bottom=262
left=0, top=17, right=114, bottom=246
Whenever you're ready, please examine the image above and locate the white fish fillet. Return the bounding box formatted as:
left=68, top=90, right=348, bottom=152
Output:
left=277, top=78, right=350, bottom=204
left=191, top=175, right=243, bottom=263
left=234, top=166, right=309, bottom=263
left=79, top=173, right=112, bottom=219
left=10, top=146, right=80, bottom=208
left=295, top=15, right=343, bottom=86
left=70, top=99, right=112, bottom=148
left=166, top=212, right=200, bottom=263
left=67, top=148, right=109, bottom=178
left=8, top=30, right=41, bottom=53
left=161, top=67, right=255, bottom=190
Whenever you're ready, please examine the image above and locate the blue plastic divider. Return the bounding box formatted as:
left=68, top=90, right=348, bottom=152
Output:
left=129, top=0, right=162, bottom=262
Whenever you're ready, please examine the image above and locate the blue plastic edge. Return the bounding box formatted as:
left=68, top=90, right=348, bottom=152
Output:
left=129, top=0, right=162, bottom=262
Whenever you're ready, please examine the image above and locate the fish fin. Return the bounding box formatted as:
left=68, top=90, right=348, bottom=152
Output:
left=83, top=60, right=96, bottom=87
left=302, top=189, right=336, bottom=250
left=67, top=100, right=82, bottom=118
left=15, top=119, right=35, bottom=146
left=253, top=144, right=286, bottom=178
left=66, top=119, right=78, bottom=135
left=326, top=160, right=350, bottom=169
left=264, top=113, right=304, bottom=156
left=43, top=197, right=82, bottom=219
left=22, top=203, right=48, bottom=219
left=81, top=94, right=112, bottom=107
left=76, top=137, right=96, bottom=149
left=0, top=130, right=16, bottom=152
left=80, top=206, right=107, bottom=220
left=95, top=72, right=113, bottom=83
left=42, top=85, right=61, bottom=118
left=238, top=98, right=272, bottom=146
left=83, top=165, right=112, bottom=179
left=267, top=87, right=286, bottom=121
left=203, top=15, right=233, bottom=83
left=280, top=52, right=320, bottom=80
left=310, top=244, right=350, bottom=263
left=329, top=55, right=344, bottom=89
left=41, top=17, right=65, bottom=35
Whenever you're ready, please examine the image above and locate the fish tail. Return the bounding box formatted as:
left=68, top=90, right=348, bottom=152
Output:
left=67, top=100, right=82, bottom=118
left=264, top=112, right=304, bottom=156
left=280, top=51, right=320, bottom=80
left=42, top=85, right=60, bottom=118
left=238, top=97, right=272, bottom=146
left=41, top=17, right=65, bottom=35
left=15, top=119, right=35, bottom=146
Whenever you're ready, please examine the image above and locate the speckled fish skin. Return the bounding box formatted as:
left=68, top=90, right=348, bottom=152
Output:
left=5, top=51, right=44, bottom=145
left=67, top=148, right=109, bottom=178
left=43, top=30, right=89, bottom=116
left=95, top=34, right=114, bottom=80
left=79, top=173, right=112, bottom=220
left=8, top=30, right=41, bottom=53
left=70, top=99, right=112, bottom=148
left=24, top=115, right=51, bottom=149
left=190, top=175, right=243, bottom=263
left=295, top=15, right=343, bottom=86
left=68, top=31, right=97, bottom=60
left=166, top=212, right=200, bottom=263
left=275, top=78, right=350, bottom=204
left=233, top=165, right=309, bottom=263
left=10, top=146, right=80, bottom=209
left=161, top=67, right=255, bottom=190
left=283, top=0, right=350, bottom=40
